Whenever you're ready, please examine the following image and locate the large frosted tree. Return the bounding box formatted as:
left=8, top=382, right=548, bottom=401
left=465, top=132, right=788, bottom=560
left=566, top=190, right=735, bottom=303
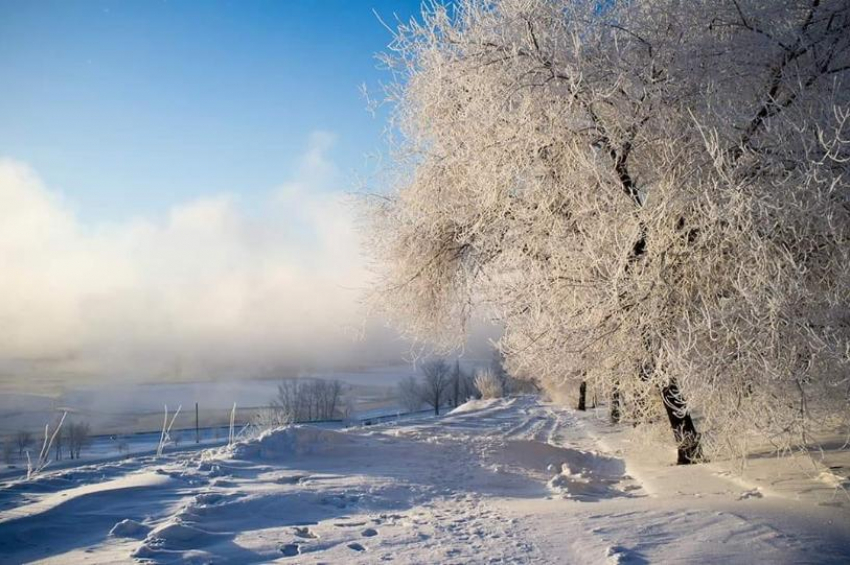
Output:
left=366, top=0, right=850, bottom=463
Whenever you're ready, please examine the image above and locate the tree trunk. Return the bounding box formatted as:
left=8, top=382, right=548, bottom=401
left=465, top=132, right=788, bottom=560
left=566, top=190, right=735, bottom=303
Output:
left=577, top=381, right=587, bottom=411
left=454, top=375, right=460, bottom=407
left=610, top=383, right=621, bottom=423
left=661, top=381, right=703, bottom=464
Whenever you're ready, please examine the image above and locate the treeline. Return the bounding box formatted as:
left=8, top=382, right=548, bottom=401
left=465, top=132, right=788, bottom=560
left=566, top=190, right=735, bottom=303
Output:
left=398, top=354, right=536, bottom=415
left=2, top=420, right=92, bottom=464
left=270, top=378, right=348, bottom=423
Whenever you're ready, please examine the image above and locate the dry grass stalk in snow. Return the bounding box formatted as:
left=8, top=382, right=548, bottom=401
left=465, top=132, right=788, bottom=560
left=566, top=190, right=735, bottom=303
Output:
left=474, top=368, right=504, bottom=399
left=364, top=0, right=850, bottom=463
left=156, top=405, right=181, bottom=458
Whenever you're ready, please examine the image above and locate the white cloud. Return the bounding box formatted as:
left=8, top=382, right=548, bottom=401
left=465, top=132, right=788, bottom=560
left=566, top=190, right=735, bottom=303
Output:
left=0, top=132, right=388, bottom=381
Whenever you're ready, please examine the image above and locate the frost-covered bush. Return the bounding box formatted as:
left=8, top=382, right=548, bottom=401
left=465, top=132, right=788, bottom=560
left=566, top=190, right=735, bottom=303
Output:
left=474, top=369, right=503, bottom=399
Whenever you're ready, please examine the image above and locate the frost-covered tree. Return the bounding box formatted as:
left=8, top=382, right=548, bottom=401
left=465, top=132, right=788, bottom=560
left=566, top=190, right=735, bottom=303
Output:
left=54, top=427, right=64, bottom=461
left=366, top=0, right=850, bottom=463
left=67, top=421, right=91, bottom=459
left=420, top=359, right=453, bottom=415
left=398, top=375, right=424, bottom=412
left=273, top=378, right=345, bottom=422
left=449, top=359, right=477, bottom=406
left=15, top=430, right=33, bottom=459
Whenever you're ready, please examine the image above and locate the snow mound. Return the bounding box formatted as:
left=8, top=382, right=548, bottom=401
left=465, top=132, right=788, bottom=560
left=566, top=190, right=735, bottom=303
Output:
left=738, top=488, right=764, bottom=500
left=109, top=518, right=150, bottom=539
left=492, top=440, right=635, bottom=500
left=450, top=398, right=504, bottom=415
left=818, top=470, right=849, bottom=489
left=132, top=518, right=227, bottom=558
left=220, top=425, right=358, bottom=461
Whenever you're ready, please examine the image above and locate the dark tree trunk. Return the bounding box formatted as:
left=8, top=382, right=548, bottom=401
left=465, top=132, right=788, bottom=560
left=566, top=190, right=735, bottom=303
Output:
left=610, top=385, right=621, bottom=423
left=454, top=376, right=460, bottom=407
left=661, top=381, right=703, bottom=464
left=577, top=381, right=587, bottom=411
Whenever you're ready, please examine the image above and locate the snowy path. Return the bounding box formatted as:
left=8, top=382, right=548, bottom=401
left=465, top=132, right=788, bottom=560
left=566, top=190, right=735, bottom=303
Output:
left=0, top=396, right=847, bottom=564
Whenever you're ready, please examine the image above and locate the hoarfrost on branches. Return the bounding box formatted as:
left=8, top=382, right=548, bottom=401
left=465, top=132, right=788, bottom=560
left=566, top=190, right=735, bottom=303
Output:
left=365, top=0, right=850, bottom=460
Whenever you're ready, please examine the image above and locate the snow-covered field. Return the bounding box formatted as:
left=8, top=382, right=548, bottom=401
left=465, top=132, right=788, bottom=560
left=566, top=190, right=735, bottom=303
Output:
left=1, top=396, right=848, bottom=564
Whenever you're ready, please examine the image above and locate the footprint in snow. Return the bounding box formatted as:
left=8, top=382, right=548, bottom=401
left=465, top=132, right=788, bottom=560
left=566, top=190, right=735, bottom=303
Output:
left=276, top=474, right=309, bottom=485
left=293, top=526, right=318, bottom=539
left=280, top=543, right=300, bottom=556
left=738, top=488, right=764, bottom=500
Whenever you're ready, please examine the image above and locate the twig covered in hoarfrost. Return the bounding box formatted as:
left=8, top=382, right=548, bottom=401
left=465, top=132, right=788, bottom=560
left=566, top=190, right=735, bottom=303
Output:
left=156, top=405, right=181, bottom=458
left=26, top=412, right=67, bottom=480
left=228, top=403, right=236, bottom=446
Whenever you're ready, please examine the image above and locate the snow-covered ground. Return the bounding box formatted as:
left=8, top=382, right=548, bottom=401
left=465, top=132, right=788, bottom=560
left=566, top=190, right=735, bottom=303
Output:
left=0, top=396, right=847, bottom=564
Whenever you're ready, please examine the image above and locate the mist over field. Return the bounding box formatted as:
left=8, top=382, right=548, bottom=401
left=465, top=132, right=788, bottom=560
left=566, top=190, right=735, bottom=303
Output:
left=0, top=135, right=497, bottom=392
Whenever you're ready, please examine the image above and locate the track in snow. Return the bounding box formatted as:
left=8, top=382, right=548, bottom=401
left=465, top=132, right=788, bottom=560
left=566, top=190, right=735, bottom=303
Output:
left=1, top=396, right=848, bottom=564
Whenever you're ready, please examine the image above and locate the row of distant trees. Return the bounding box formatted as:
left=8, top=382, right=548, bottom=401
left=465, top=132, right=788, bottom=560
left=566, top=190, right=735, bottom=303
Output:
left=2, top=420, right=92, bottom=464
left=399, top=354, right=536, bottom=415
left=265, top=378, right=353, bottom=425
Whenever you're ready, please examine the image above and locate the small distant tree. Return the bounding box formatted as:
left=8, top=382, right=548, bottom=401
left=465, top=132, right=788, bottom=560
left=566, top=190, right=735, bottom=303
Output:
left=67, top=422, right=91, bottom=459
left=274, top=379, right=306, bottom=421
left=15, top=430, right=33, bottom=459
left=272, top=378, right=346, bottom=423
left=253, top=405, right=294, bottom=431
left=319, top=380, right=343, bottom=420
left=420, top=359, right=452, bottom=415
left=449, top=360, right=476, bottom=407
left=53, top=427, right=64, bottom=461
left=397, top=376, right=423, bottom=413
left=340, top=395, right=356, bottom=423
left=115, top=439, right=130, bottom=456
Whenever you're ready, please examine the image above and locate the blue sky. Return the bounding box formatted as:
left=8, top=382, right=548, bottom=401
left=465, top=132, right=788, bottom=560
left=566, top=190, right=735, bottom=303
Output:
left=0, top=0, right=422, bottom=222
left=0, top=1, right=483, bottom=379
